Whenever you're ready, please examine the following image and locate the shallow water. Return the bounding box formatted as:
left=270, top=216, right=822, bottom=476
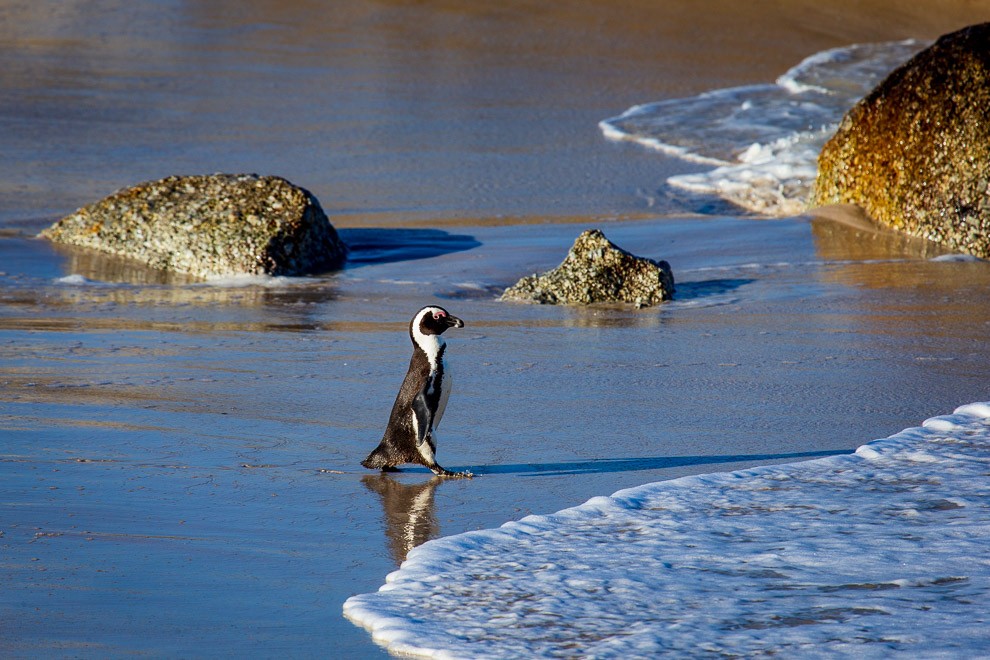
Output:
left=3, top=1, right=990, bottom=658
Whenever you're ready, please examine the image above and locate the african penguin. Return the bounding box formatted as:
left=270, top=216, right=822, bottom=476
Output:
left=361, top=305, right=470, bottom=477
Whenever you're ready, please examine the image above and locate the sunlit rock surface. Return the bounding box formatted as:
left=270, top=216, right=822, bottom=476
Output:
left=813, top=23, right=990, bottom=258
left=501, top=229, right=674, bottom=306
left=41, top=174, right=348, bottom=278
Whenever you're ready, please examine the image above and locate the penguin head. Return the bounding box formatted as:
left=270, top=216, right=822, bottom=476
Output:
left=412, top=305, right=464, bottom=337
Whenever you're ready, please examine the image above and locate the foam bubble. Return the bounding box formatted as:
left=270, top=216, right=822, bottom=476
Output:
left=199, top=273, right=302, bottom=287
left=55, top=274, right=92, bottom=285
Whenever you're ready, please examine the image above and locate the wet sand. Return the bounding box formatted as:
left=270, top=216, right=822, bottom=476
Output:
left=3, top=1, right=990, bottom=657
left=5, top=217, right=990, bottom=657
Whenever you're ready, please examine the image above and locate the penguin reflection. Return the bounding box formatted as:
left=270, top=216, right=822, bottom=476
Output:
left=361, top=474, right=442, bottom=564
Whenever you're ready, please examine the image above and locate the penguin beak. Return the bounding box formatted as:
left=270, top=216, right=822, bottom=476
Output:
left=445, top=314, right=464, bottom=329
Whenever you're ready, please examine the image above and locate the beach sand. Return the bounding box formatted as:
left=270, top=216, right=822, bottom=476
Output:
left=2, top=1, right=990, bottom=657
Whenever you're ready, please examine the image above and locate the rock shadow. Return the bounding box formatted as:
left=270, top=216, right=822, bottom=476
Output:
left=338, top=228, right=480, bottom=268
left=674, top=278, right=754, bottom=301
left=44, top=227, right=480, bottom=284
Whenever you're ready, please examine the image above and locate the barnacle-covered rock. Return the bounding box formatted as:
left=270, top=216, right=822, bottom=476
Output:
left=500, top=229, right=674, bottom=306
left=812, top=23, right=990, bottom=258
left=40, top=174, right=347, bottom=278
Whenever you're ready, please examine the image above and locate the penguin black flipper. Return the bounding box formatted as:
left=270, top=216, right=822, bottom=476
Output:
left=412, top=389, right=433, bottom=447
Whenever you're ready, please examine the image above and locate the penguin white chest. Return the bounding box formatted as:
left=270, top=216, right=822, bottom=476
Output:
left=433, top=356, right=452, bottom=429
left=409, top=331, right=454, bottom=434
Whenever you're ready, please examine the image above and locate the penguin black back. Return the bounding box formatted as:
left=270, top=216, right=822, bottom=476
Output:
left=361, top=305, right=470, bottom=477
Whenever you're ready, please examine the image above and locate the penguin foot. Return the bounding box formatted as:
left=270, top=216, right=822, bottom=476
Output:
left=431, top=466, right=474, bottom=478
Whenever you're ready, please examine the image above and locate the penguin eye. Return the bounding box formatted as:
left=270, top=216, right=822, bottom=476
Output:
left=433, top=311, right=445, bottom=320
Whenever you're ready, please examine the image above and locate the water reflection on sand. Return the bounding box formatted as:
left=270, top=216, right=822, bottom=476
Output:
left=362, top=474, right=442, bottom=564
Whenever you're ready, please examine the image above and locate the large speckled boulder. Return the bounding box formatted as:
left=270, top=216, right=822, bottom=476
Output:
left=41, top=174, right=348, bottom=278
left=812, top=24, right=990, bottom=258
left=501, top=229, right=674, bottom=306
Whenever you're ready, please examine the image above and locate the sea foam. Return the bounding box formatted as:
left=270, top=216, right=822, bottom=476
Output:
left=345, top=402, right=990, bottom=658
left=54, top=274, right=101, bottom=285
left=600, top=40, right=926, bottom=216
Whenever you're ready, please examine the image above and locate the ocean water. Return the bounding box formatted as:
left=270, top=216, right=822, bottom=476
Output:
left=344, top=402, right=990, bottom=658
left=600, top=40, right=926, bottom=216
left=4, top=4, right=990, bottom=657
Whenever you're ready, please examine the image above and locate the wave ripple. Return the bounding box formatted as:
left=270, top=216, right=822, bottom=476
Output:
left=600, top=41, right=926, bottom=216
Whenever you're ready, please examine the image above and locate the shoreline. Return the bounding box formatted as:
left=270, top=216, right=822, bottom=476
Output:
left=345, top=402, right=990, bottom=657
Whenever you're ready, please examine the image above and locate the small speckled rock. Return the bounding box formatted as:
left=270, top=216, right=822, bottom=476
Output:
left=500, top=229, right=674, bottom=306
left=812, top=23, right=990, bottom=258
left=41, top=174, right=348, bottom=278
